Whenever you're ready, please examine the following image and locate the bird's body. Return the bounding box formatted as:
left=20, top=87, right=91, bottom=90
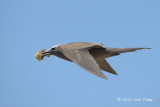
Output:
left=39, top=42, right=150, bottom=80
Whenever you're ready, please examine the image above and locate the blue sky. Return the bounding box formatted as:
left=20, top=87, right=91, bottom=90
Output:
left=0, top=0, right=160, bottom=107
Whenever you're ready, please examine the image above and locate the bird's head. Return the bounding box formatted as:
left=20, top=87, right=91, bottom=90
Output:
left=35, top=45, right=61, bottom=61
left=43, top=45, right=58, bottom=56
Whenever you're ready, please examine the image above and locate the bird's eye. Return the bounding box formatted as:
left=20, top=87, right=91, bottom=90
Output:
left=51, top=48, right=55, bottom=50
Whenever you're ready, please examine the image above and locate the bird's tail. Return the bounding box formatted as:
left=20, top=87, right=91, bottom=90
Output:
left=106, top=47, right=151, bottom=55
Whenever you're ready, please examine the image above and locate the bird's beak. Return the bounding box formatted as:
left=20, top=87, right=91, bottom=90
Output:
left=42, top=50, right=54, bottom=56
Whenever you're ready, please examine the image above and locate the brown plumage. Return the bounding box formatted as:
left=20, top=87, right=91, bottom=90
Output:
left=39, top=42, right=150, bottom=80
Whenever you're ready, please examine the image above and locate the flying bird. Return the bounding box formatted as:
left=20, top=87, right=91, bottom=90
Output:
left=36, top=42, right=150, bottom=80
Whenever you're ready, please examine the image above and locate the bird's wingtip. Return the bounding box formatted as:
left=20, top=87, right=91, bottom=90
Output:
left=145, top=48, right=152, bottom=49
left=103, top=77, right=108, bottom=80
left=115, top=73, right=118, bottom=75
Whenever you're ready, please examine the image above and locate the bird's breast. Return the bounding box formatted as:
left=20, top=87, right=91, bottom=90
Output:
left=54, top=51, right=72, bottom=62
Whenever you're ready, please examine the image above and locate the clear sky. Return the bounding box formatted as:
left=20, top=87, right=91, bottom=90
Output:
left=0, top=0, right=159, bottom=107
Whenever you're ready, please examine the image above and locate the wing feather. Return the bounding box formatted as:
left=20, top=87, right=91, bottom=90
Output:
left=96, top=59, right=118, bottom=75
left=60, top=48, right=107, bottom=80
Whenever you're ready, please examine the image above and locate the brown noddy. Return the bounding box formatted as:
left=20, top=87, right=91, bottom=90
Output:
left=43, top=42, right=150, bottom=80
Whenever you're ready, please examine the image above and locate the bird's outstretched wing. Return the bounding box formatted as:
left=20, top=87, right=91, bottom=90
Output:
left=63, top=42, right=104, bottom=50
left=95, top=59, right=118, bottom=75
left=60, top=47, right=107, bottom=80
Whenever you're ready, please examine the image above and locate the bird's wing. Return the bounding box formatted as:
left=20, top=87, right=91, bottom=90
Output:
left=60, top=47, right=107, bottom=79
left=95, top=59, right=118, bottom=75
left=62, top=42, right=104, bottom=50
left=106, top=47, right=151, bottom=54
